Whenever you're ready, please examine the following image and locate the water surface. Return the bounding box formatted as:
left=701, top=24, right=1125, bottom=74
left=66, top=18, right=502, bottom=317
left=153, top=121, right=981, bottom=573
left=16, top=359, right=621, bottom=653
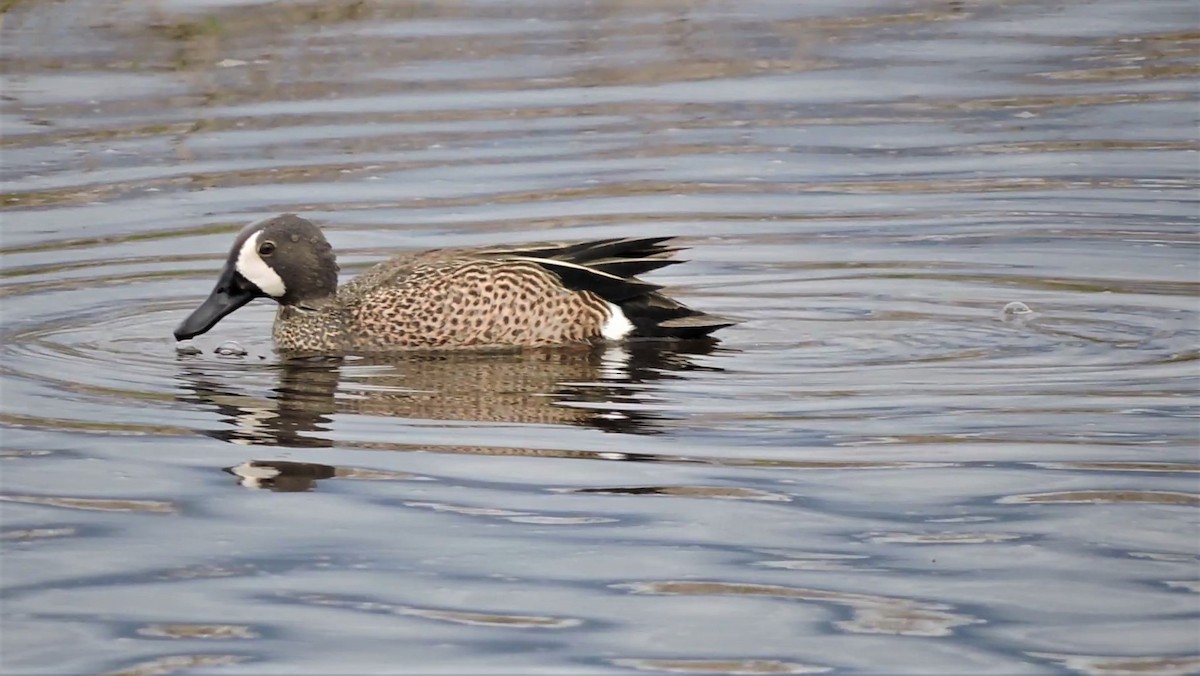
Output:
left=2, top=0, right=1198, bottom=673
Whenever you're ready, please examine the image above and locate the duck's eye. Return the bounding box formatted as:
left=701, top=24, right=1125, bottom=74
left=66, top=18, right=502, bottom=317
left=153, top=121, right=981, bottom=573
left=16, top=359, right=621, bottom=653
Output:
left=258, top=241, right=276, bottom=256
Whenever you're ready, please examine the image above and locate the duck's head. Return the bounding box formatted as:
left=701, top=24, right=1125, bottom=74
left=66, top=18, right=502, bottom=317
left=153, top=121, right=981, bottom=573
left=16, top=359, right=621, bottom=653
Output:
left=174, top=214, right=339, bottom=341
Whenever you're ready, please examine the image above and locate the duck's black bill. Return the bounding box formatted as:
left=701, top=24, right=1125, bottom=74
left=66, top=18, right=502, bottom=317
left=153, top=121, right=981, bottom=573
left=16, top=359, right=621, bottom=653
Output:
left=174, top=267, right=261, bottom=341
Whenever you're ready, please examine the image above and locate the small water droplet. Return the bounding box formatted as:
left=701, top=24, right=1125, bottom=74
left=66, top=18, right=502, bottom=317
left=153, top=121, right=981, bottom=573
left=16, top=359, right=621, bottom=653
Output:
left=175, top=344, right=202, bottom=356
left=1001, top=301, right=1035, bottom=323
left=1002, top=301, right=1032, bottom=316
left=214, top=341, right=248, bottom=357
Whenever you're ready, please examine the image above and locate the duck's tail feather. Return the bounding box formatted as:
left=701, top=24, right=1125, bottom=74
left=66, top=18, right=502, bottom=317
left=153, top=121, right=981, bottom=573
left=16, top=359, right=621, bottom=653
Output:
left=511, top=237, right=737, bottom=340
left=618, top=292, right=738, bottom=339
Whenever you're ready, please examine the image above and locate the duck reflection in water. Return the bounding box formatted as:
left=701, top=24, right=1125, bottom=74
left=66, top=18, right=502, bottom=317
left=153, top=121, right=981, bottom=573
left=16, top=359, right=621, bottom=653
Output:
left=176, top=341, right=726, bottom=489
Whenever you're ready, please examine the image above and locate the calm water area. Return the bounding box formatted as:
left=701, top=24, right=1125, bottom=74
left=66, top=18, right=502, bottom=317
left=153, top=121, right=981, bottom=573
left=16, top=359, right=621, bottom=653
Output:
left=1, top=0, right=1198, bottom=673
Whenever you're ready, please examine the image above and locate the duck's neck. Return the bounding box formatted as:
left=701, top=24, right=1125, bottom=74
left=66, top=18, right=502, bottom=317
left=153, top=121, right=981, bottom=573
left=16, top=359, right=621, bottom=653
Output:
left=274, top=298, right=345, bottom=353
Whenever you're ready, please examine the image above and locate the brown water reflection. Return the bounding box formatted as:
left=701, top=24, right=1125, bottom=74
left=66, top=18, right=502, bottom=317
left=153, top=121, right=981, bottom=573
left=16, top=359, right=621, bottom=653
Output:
left=611, top=657, right=830, bottom=674
left=1028, top=653, right=1200, bottom=676
left=618, top=581, right=981, bottom=637
left=135, top=623, right=258, bottom=640
left=101, top=654, right=251, bottom=676
left=286, top=591, right=584, bottom=629
left=0, top=495, right=178, bottom=514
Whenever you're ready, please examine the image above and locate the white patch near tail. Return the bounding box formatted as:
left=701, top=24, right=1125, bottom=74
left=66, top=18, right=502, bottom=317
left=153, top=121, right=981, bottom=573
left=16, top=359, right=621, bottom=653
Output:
left=236, top=231, right=286, bottom=297
left=602, top=302, right=634, bottom=340
left=226, top=461, right=280, bottom=489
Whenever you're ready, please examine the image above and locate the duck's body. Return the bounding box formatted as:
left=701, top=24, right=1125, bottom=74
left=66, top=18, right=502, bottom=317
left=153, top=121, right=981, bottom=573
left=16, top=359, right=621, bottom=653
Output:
left=175, top=214, right=734, bottom=354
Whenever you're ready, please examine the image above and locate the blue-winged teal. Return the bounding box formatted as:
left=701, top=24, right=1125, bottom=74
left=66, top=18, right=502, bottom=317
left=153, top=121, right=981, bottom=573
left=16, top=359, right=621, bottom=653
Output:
left=174, top=214, right=735, bottom=353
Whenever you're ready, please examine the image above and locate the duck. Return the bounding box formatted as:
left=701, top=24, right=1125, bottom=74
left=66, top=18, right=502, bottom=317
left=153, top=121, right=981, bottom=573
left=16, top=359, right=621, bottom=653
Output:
left=174, top=214, right=735, bottom=354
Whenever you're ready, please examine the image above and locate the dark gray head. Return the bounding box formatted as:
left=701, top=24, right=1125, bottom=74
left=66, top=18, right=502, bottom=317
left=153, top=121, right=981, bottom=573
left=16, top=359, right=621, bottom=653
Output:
left=174, top=214, right=339, bottom=341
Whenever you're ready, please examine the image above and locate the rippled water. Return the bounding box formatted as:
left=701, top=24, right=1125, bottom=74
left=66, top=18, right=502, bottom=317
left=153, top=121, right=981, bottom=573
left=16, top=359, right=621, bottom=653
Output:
left=2, top=1, right=1198, bottom=673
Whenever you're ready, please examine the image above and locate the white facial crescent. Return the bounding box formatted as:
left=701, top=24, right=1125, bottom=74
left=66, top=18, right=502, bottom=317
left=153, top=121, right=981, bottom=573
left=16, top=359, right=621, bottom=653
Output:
left=236, top=231, right=286, bottom=297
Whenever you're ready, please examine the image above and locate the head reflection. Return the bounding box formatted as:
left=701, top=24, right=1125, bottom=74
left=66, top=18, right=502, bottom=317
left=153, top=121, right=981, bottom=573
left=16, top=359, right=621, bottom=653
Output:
left=224, top=460, right=337, bottom=492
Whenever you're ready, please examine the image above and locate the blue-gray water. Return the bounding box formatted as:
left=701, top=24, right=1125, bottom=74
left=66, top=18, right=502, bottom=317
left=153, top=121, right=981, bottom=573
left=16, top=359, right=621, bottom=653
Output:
left=1, top=1, right=1197, bottom=674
